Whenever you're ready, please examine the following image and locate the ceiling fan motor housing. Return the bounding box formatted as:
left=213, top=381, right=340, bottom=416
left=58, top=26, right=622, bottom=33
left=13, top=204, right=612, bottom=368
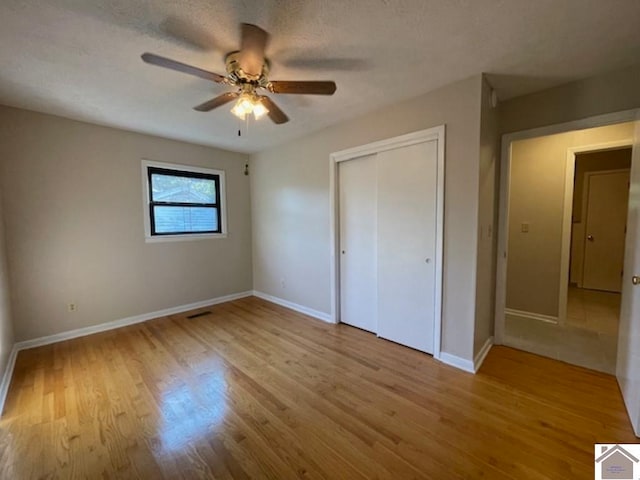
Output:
left=225, top=51, right=270, bottom=88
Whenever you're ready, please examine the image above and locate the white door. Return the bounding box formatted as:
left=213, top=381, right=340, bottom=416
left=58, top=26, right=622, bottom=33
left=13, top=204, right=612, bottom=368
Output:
left=376, top=141, right=438, bottom=354
left=582, top=170, right=630, bottom=292
left=617, top=117, right=640, bottom=437
left=339, top=154, right=377, bottom=332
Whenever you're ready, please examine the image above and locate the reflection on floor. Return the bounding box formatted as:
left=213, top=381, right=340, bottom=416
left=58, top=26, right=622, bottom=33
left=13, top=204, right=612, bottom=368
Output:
left=504, top=286, right=620, bottom=374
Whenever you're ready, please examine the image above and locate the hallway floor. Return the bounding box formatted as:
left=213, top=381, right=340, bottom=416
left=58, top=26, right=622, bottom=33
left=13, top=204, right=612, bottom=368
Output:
left=504, top=286, right=620, bottom=374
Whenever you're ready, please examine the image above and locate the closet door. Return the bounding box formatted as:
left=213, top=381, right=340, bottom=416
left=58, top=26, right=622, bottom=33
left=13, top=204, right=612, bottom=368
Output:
left=376, top=141, right=438, bottom=353
left=338, top=154, right=377, bottom=332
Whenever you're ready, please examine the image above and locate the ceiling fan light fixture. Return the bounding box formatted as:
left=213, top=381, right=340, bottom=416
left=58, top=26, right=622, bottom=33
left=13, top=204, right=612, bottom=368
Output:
left=252, top=100, right=269, bottom=120
left=231, top=94, right=252, bottom=119
left=230, top=102, right=247, bottom=120
left=231, top=92, right=269, bottom=121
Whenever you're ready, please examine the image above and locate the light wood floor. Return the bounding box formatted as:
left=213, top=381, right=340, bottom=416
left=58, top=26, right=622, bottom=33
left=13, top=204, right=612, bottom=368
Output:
left=0, top=296, right=636, bottom=479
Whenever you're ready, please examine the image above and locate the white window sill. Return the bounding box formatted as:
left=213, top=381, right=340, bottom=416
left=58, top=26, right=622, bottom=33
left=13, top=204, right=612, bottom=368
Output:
left=145, top=233, right=228, bottom=243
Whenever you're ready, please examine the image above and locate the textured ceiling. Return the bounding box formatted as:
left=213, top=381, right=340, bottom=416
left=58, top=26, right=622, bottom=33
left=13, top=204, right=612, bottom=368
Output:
left=1, top=0, right=639, bottom=153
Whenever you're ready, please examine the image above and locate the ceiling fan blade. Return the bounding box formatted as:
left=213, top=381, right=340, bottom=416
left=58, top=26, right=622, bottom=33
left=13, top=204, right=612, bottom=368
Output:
left=239, top=23, right=269, bottom=77
left=267, top=81, right=337, bottom=95
left=259, top=96, right=289, bottom=124
left=141, top=53, right=225, bottom=83
left=193, top=92, right=239, bottom=111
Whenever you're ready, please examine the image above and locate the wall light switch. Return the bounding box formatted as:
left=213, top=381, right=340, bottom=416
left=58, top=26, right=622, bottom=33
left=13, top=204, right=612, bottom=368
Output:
left=521, top=223, right=529, bottom=233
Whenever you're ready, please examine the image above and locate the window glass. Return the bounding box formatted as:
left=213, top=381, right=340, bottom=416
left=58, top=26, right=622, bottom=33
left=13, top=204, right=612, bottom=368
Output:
left=143, top=163, right=225, bottom=238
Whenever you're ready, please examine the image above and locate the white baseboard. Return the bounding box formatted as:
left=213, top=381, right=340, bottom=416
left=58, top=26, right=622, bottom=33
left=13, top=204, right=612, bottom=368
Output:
left=2, top=289, right=332, bottom=415
left=252, top=291, right=333, bottom=323
left=473, top=336, right=494, bottom=372
left=504, top=308, right=558, bottom=324
left=1, top=291, right=253, bottom=416
left=0, top=345, right=18, bottom=416
left=439, top=352, right=475, bottom=373
left=14, top=291, right=253, bottom=351
left=437, top=337, right=493, bottom=374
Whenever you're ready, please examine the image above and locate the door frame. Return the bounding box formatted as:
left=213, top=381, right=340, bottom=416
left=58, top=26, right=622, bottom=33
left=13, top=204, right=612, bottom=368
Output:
left=580, top=167, right=631, bottom=292
left=329, top=126, right=445, bottom=359
left=560, top=145, right=632, bottom=322
left=495, top=109, right=639, bottom=344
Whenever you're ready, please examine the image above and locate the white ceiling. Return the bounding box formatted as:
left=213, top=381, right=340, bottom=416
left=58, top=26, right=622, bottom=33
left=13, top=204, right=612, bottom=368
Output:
left=1, top=0, right=639, bottom=153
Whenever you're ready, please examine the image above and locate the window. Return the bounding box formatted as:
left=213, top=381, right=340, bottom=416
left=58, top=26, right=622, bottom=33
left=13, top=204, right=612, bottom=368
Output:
left=142, top=160, right=226, bottom=240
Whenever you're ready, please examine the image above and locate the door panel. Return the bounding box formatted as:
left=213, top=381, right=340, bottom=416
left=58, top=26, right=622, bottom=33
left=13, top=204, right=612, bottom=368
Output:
left=582, top=170, right=630, bottom=292
left=338, top=155, right=377, bottom=332
left=617, top=118, right=640, bottom=437
left=376, top=141, right=437, bottom=353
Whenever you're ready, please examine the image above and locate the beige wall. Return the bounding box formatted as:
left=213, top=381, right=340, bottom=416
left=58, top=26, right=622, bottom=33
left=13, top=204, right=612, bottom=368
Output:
left=0, top=106, right=252, bottom=342
left=507, top=123, right=634, bottom=317
left=251, top=75, right=483, bottom=361
left=499, top=63, right=640, bottom=134
left=0, top=182, right=14, bottom=389
left=572, top=148, right=632, bottom=222
left=474, top=76, right=499, bottom=356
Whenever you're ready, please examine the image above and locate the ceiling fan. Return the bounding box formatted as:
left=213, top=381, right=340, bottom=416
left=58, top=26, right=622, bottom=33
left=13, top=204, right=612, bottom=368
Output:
left=141, top=23, right=337, bottom=125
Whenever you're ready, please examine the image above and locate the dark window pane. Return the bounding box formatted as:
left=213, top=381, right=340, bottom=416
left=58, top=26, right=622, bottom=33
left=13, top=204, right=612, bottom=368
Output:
left=151, top=173, right=216, bottom=203
left=153, top=206, right=218, bottom=233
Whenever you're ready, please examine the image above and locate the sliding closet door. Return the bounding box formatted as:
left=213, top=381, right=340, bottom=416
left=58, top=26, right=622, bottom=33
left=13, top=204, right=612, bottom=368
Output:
left=376, top=141, right=438, bottom=353
left=338, top=154, right=377, bottom=332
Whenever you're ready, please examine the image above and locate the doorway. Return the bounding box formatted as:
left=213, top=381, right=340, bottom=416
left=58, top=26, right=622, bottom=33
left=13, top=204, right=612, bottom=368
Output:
left=496, top=122, right=634, bottom=374
left=329, top=127, right=445, bottom=358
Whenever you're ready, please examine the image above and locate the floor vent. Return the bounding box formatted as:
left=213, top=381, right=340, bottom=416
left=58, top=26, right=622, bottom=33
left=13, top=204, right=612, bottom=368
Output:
left=186, top=311, right=212, bottom=319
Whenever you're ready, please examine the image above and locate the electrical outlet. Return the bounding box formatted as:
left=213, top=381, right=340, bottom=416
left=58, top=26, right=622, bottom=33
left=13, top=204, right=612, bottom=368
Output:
left=67, top=303, right=77, bottom=312
left=280, top=278, right=286, bottom=289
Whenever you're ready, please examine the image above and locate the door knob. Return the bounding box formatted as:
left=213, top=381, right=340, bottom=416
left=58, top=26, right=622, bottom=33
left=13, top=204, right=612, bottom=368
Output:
left=587, top=235, right=594, bottom=242
left=633, top=276, right=640, bottom=286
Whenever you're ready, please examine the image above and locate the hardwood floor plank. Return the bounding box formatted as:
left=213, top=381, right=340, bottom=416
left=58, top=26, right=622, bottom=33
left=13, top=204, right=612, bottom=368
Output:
left=0, top=296, right=636, bottom=478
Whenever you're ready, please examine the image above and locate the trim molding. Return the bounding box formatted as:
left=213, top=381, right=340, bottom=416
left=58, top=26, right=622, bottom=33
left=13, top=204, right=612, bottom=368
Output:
left=473, top=336, right=494, bottom=372
left=504, top=308, right=558, bottom=324
left=0, top=345, right=19, bottom=416
left=439, top=352, right=475, bottom=374
left=330, top=128, right=443, bottom=163
left=439, top=336, right=494, bottom=375
left=252, top=291, right=333, bottom=323
left=140, top=159, right=228, bottom=242
left=14, top=291, right=253, bottom=351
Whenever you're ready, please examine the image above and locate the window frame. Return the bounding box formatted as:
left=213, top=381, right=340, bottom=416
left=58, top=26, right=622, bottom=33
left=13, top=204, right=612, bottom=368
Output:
left=141, top=160, right=227, bottom=242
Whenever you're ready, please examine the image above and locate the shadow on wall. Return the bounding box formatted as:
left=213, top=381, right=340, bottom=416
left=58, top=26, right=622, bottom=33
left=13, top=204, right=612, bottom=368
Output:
left=484, top=73, right=575, bottom=102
